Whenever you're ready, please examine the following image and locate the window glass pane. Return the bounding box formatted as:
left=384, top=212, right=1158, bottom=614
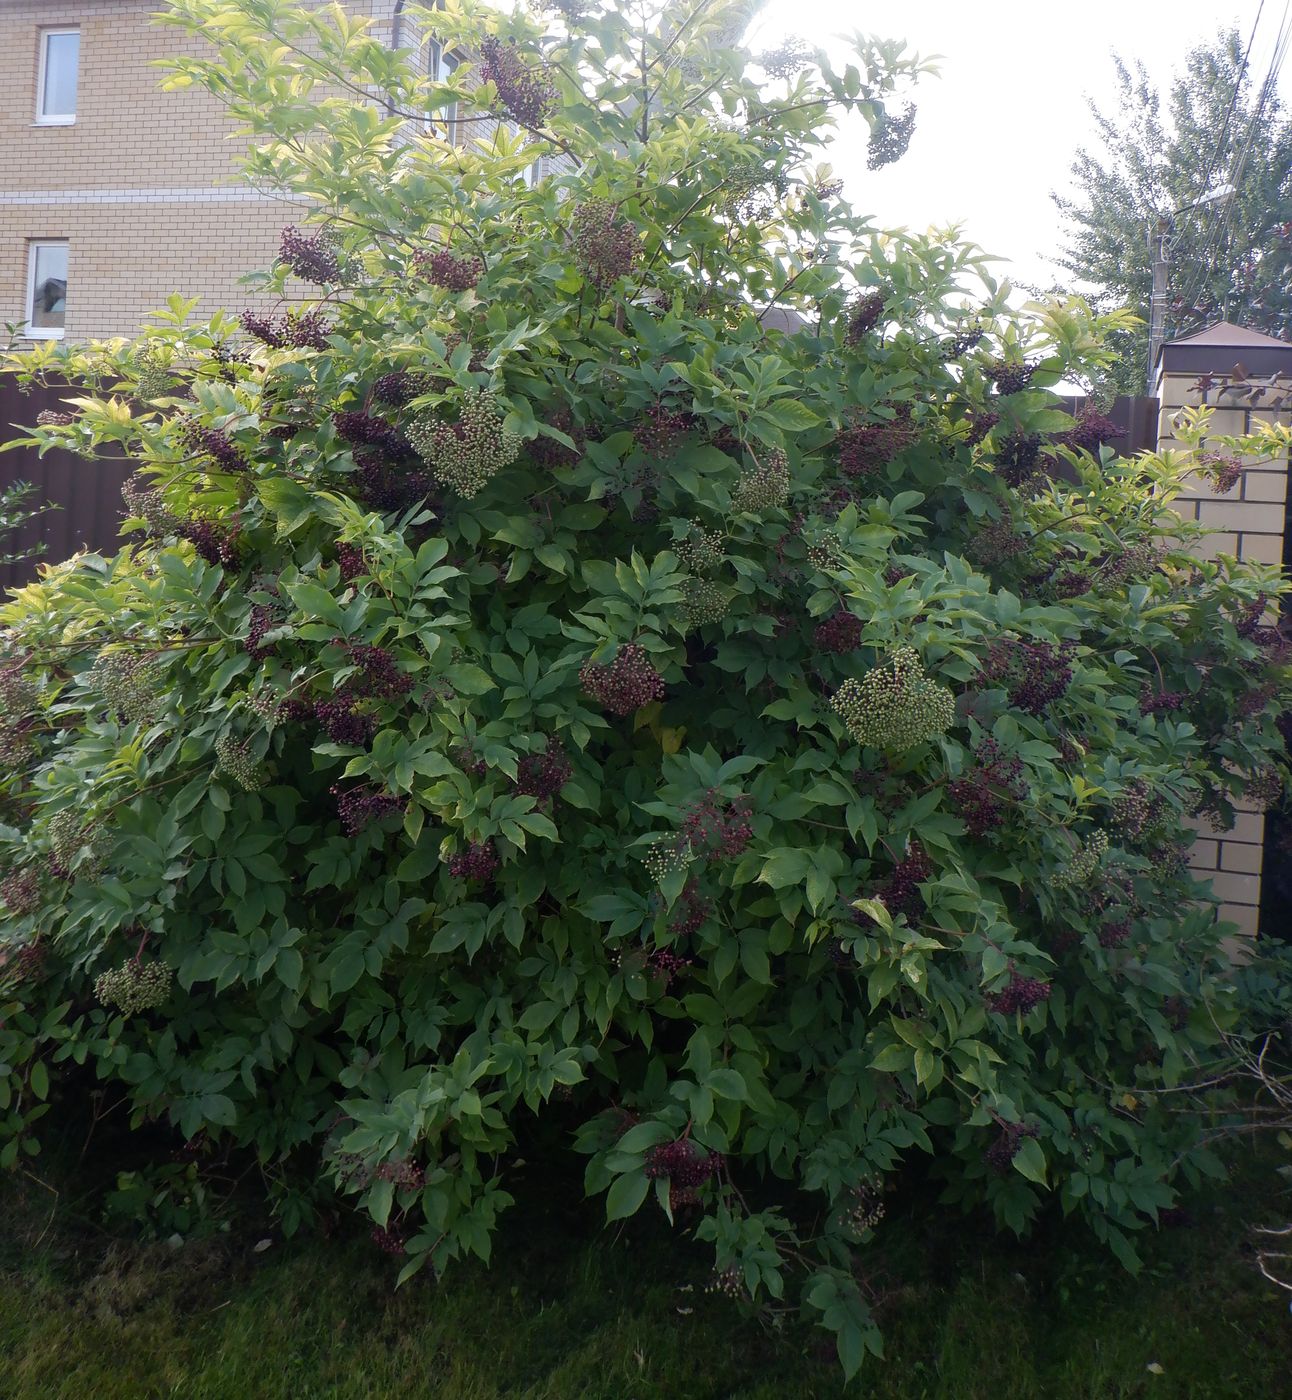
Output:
left=30, top=244, right=68, bottom=333
left=41, top=32, right=79, bottom=118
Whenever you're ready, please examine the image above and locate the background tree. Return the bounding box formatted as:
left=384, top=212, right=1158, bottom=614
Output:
left=1051, top=28, right=1292, bottom=394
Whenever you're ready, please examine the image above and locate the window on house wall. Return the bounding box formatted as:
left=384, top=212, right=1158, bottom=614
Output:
left=426, top=38, right=459, bottom=135
left=36, top=28, right=80, bottom=124
left=26, top=241, right=68, bottom=339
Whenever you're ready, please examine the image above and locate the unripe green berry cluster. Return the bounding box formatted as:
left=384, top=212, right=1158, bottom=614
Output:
left=676, top=524, right=725, bottom=574
left=1052, top=830, right=1110, bottom=889
left=0, top=664, right=38, bottom=718
left=570, top=200, right=638, bottom=287
left=48, top=809, right=110, bottom=880
left=831, top=646, right=955, bottom=751
left=215, top=734, right=265, bottom=791
left=122, top=473, right=177, bottom=535
left=86, top=650, right=157, bottom=723
left=94, top=959, right=173, bottom=1015
left=680, top=577, right=731, bottom=628
left=406, top=389, right=521, bottom=498
left=642, top=838, right=694, bottom=882
left=134, top=357, right=175, bottom=402
left=732, top=449, right=789, bottom=513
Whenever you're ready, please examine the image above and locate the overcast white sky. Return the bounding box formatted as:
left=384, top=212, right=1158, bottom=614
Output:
left=749, top=0, right=1292, bottom=291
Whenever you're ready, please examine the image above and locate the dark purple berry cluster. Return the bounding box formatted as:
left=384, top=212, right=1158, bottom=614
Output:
left=180, top=419, right=246, bottom=473
left=646, top=946, right=692, bottom=985
left=1139, top=685, right=1186, bottom=715
left=1198, top=452, right=1243, bottom=494
left=375, top=1158, right=425, bottom=1190
left=448, top=839, right=499, bottom=883
left=985, top=359, right=1036, bottom=396
left=668, top=879, right=709, bottom=936
left=644, top=1139, right=723, bottom=1209
left=970, top=515, right=1027, bottom=567
left=336, top=543, right=367, bottom=581
left=813, top=609, right=863, bottom=654
left=982, top=639, right=1076, bottom=715
left=246, top=602, right=282, bottom=661
left=239, top=307, right=332, bottom=351
left=415, top=248, right=484, bottom=291
left=478, top=35, right=555, bottom=127
left=579, top=645, right=665, bottom=716
left=987, top=972, right=1051, bottom=1015
left=985, top=1121, right=1038, bottom=1173
left=528, top=407, right=584, bottom=470
left=1111, top=779, right=1155, bottom=839
left=837, top=409, right=916, bottom=479
left=845, top=290, right=886, bottom=343
left=332, top=783, right=405, bottom=836
left=882, top=841, right=932, bottom=917
left=372, top=371, right=427, bottom=407
left=947, top=738, right=1026, bottom=836
left=942, top=326, right=985, bottom=358
left=333, top=641, right=412, bottom=700
left=353, top=453, right=433, bottom=512
left=757, top=36, right=814, bottom=80
left=279, top=225, right=341, bottom=283
left=1062, top=407, right=1123, bottom=455
left=637, top=400, right=694, bottom=454
left=332, top=410, right=406, bottom=457
left=1098, top=917, right=1131, bottom=948
left=314, top=697, right=376, bottom=746
left=964, top=410, right=999, bottom=447
left=179, top=517, right=241, bottom=569
left=1, top=868, right=40, bottom=915
left=571, top=200, right=637, bottom=287
left=996, top=432, right=1043, bottom=486
left=514, top=736, right=572, bottom=803
left=370, top=1226, right=406, bottom=1255
left=1162, top=996, right=1190, bottom=1031
left=1234, top=593, right=1267, bottom=639
left=453, top=743, right=488, bottom=779
left=867, top=105, right=916, bottom=169
left=681, top=791, right=754, bottom=863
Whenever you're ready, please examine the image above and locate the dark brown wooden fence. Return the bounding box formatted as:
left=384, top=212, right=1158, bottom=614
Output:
left=0, top=376, right=132, bottom=591
left=0, top=380, right=1163, bottom=594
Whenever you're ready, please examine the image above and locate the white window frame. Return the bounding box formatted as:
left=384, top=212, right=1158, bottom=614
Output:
left=35, top=27, right=79, bottom=126
left=426, top=38, right=459, bottom=135
left=25, top=240, right=68, bottom=340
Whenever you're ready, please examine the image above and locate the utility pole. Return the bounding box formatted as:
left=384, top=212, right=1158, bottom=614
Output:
left=1144, top=183, right=1236, bottom=396
left=1146, top=217, right=1170, bottom=396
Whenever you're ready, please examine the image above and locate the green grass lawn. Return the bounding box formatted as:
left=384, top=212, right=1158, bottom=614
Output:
left=0, top=1150, right=1288, bottom=1400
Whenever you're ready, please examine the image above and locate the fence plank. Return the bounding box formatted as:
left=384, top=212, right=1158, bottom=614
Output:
left=0, top=376, right=131, bottom=591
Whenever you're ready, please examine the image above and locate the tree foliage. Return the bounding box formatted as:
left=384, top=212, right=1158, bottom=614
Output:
left=1052, top=28, right=1292, bottom=393
left=0, top=0, right=1289, bottom=1376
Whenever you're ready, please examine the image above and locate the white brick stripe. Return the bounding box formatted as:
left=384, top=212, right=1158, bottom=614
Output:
left=0, top=188, right=292, bottom=205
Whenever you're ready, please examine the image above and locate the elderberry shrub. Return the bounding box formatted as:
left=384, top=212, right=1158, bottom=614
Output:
left=3, top=3, right=1289, bottom=1382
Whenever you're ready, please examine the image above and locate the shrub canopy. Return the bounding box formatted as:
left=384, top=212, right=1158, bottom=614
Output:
left=2, top=0, right=1290, bottom=1375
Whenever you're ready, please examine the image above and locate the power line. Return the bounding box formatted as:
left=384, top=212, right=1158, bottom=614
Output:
left=1176, top=0, right=1291, bottom=321
left=1168, top=0, right=1264, bottom=257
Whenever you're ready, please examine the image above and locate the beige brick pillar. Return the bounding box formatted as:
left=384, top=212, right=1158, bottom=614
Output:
left=1154, top=321, right=1292, bottom=938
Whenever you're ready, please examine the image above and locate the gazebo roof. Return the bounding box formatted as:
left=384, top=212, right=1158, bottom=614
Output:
left=1158, top=319, right=1292, bottom=378
left=1163, top=320, right=1292, bottom=350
